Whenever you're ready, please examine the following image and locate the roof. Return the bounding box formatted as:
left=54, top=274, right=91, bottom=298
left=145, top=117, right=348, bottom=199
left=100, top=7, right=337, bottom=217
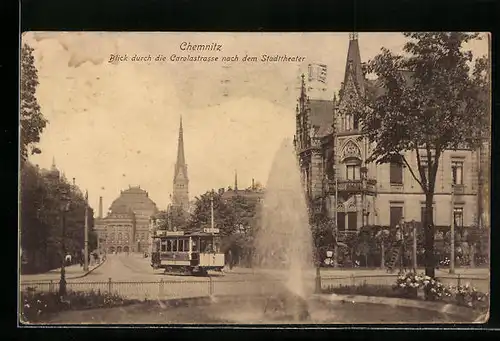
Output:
left=108, top=186, right=158, bottom=217
left=308, top=99, right=334, bottom=137
left=343, top=38, right=365, bottom=96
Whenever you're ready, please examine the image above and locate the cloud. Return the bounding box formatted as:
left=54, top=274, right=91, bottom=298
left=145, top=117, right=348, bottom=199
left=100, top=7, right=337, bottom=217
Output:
left=68, top=55, right=105, bottom=68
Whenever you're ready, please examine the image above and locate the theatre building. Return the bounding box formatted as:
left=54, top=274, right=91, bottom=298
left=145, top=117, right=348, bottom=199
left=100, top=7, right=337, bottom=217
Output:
left=94, top=186, right=159, bottom=253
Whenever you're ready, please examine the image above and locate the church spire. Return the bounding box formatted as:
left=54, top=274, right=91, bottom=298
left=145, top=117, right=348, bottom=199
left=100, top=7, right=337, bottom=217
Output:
left=176, top=116, right=186, bottom=169
left=342, top=32, right=365, bottom=96
left=234, top=170, right=238, bottom=191
left=172, top=115, right=189, bottom=213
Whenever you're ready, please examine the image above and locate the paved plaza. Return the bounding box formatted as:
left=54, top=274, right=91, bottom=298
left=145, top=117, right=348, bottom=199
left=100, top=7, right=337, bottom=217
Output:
left=19, top=254, right=490, bottom=301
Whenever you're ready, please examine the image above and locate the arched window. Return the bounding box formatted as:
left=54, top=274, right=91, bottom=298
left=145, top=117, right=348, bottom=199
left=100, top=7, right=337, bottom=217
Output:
left=118, top=232, right=122, bottom=240
left=345, top=113, right=353, bottom=130
left=345, top=158, right=361, bottom=181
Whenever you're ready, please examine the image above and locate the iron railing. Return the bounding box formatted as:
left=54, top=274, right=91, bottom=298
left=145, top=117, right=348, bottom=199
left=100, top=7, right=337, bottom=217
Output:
left=20, top=274, right=489, bottom=300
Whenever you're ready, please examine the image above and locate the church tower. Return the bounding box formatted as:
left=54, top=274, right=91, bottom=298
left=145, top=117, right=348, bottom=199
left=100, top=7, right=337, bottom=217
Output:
left=172, top=116, right=190, bottom=212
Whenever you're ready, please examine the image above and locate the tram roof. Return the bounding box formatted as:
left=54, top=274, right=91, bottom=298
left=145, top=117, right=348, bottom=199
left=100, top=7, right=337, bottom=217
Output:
left=153, top=230, right=219, bottom=238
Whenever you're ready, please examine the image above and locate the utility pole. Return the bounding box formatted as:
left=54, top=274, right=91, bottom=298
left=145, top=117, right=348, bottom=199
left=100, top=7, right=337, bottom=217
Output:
left=84, top=190, right=89, bottom=272
left=449, top=185, right=455, bottom=274
left=210, top=191, right=215, bottom=229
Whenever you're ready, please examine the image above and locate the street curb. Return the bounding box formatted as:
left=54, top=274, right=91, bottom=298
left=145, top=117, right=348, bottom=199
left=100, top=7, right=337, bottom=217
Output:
left=316, top=294, right=488, bottom=322
left=65, top=259, right=107, bottom=280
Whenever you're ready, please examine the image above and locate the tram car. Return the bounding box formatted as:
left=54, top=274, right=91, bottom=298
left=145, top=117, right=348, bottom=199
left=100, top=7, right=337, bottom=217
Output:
left=150, top=229, right=225, bottom=276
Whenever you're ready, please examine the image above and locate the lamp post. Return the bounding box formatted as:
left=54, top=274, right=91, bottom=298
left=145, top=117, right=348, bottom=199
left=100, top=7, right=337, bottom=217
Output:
left=59, top=187, right=71, bottom=297
left=399, top=217, right=405, bottom=271
left=412, top=220, right=417, bottom=270
left=83, top=190, right=89, bottom=272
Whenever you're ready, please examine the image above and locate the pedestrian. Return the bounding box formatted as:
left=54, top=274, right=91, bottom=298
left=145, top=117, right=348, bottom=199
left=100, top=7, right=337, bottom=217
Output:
left=65, top=254, right=72, bottom=266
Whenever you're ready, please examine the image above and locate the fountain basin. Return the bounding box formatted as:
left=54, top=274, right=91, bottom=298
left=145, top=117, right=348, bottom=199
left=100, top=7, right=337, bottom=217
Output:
left=39, top=294, right=474, bottom=324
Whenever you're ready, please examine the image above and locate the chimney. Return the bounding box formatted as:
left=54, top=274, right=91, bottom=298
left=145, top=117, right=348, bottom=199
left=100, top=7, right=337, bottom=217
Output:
left=99, top=196, right=103, bottom=219
left=252, top=178, right=255, bottom=189
left=72, top=177, right=76, bottom=186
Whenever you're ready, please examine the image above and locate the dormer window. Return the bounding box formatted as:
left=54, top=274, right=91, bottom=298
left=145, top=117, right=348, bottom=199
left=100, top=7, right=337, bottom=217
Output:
left=344, top=113, right=359, bottom=131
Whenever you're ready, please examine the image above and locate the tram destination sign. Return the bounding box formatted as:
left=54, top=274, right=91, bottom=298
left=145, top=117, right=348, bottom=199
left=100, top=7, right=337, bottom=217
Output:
left=203, top=228, right=220, bottom=234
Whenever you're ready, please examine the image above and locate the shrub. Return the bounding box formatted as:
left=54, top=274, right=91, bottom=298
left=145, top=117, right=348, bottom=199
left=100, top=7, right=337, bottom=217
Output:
left=322, top=272, right=489, bottom=311
left=453, top=283, right=489, bottom=310
left=20, top=289, right=136, bottom=323
left=323, top=283, right=402, bottom=298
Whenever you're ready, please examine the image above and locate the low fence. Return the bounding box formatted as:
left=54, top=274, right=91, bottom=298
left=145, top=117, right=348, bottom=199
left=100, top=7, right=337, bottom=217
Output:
left=321, top=274, right=490, bottom=293
left=20, top=274, right=489, bottom=301
left=19, top=278, right=286, bottom=300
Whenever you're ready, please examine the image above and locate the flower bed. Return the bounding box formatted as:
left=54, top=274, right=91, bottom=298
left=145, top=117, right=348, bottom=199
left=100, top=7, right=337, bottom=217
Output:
left=20, top=287, right=140, bottom=323
left=323, top=271, right=488, bottom=312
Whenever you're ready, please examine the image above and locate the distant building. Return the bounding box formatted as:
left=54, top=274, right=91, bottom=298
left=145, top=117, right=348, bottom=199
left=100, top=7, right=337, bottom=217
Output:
left=94, top=185, right=158, bottom=253
left=220, top=172, right=265, bottom=202
left=294, top=33, right=490, bottom=242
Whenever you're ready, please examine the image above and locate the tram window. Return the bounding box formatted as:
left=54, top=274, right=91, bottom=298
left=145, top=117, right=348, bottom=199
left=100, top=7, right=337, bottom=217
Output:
left=160, top=241, right=166, bottom=252
left=192, top=238, right=199, bottom=252
left=167, top=240, right=172, bottom=252
left=179, top=239, right=186, bottom=252
left=200, top=239, right=207, bottom=253
left=214, top=238, right=221, bottom=253
left=172, top=239, right=178, bottom=252
left=178, top=239, right=184, bottom=252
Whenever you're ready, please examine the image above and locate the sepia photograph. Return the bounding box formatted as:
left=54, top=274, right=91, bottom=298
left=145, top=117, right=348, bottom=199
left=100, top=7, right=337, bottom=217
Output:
left=19, top=31, right=490, bottom=325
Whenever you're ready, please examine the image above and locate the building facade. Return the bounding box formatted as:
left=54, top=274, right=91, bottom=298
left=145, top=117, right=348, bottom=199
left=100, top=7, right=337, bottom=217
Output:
left=294, top=34, right=489, bottom=241
left=94, top=186, right=159, bottom=253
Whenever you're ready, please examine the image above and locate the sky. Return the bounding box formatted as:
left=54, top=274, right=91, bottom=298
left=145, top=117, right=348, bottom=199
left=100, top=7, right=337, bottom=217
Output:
left=22, top=32, right=489, bottom=213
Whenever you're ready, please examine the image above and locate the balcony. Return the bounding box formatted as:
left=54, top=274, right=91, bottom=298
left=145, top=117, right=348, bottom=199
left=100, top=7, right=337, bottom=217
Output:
left=329, top=179, right=377, bottom=196
left=337, top=230, right=358, bottom=242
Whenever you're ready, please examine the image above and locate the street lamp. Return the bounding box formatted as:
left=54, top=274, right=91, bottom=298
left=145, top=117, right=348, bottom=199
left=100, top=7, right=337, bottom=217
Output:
left=333, top=165, right=339, bottom=268
left=59, top=186, right=71, bottom=297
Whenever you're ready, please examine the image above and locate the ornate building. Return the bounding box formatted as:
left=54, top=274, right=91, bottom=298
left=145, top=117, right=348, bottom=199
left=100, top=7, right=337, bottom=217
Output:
left=94, top=186, right=158, bottom=253
left=294, top=34, right=490, bottom=241
left=220, top=172, right=265, bottom=202
left=172, top=116, right=190, bottom=213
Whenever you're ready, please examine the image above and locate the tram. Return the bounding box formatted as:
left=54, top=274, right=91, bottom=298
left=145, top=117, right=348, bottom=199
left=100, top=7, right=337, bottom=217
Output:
left=150, top=229, right=225, bottom=276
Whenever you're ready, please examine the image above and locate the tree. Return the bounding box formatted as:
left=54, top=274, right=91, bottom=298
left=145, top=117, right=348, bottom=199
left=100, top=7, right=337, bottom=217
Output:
left=188, top=191, right=259, bottom=266
left=309, top=213, right=334, bottom=262
left=20, top=43, right=47, bottom=160
left=359, top=33, right=488, bottom=282
left=372, top=226, right=391, bottom=268
left=170, top=205, right=188, bottom=230
left=20, top=160, right=96, bottom=273
left=188, top=191, right=233, bottom=234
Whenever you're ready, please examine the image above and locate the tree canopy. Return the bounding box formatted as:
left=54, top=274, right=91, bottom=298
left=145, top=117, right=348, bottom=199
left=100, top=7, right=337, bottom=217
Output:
left=20, top=43, right=47, bottom=160
left=358, top=32, right=489, bottom=281
left=20, top=162, right=96, bottom=273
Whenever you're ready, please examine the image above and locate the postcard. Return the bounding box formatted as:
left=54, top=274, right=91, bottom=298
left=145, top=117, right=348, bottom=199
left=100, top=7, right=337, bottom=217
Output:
left=19, top=32, right=490, bottom=325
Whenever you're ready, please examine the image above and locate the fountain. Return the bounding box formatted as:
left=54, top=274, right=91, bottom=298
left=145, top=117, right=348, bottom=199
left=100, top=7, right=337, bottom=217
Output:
left=253, top=138, right=315, bottom=321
